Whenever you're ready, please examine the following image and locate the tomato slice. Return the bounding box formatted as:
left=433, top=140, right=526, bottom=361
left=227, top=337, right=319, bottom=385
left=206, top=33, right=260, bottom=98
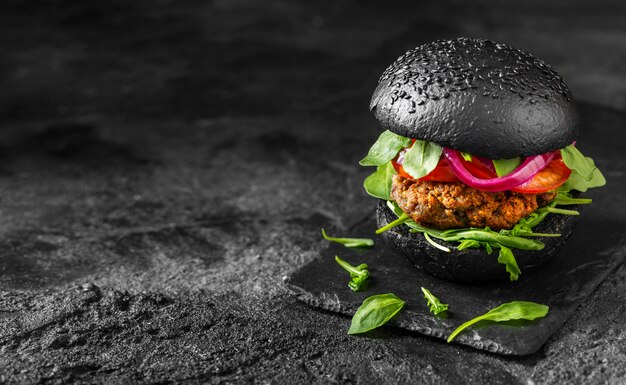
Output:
left=511, top=158, right=571, bottom=194
left=459, top=154, right=497, bottom=179
left=392, top=156, right=458, bottom=182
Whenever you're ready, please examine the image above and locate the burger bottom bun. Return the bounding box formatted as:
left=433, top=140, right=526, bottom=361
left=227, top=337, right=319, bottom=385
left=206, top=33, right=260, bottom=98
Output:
left=376, top=200, right=578, bottom=283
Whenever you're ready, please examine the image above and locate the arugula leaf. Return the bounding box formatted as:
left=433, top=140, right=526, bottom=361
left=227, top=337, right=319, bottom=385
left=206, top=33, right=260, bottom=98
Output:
left=381, top=201, right=552, bottom=280
left=334, top=256, right=369, bottom=291
left=559, top=168, right=606, bottom=193
left=457, top=239, right=481, bottom=250
left=559, top=145, right=606, bottom=192
left=359, top=130, right=413, bottom=166
left=375, top=212, right=410, bottom=234
left=537, top=207, right=579, bottom=216
left=560, top=145, right=596, bottom=180
left=447, top=301, right=549, bottom=342
left=348, top=293, right=405, bottom=334
left=401, top=140, right=443, bottom=179
left=421, top=287, right=449, bottom=315
left=492, top=157, right=522, bottom=177
left=553, top=192, right=592, bottom=205
left=363, top=162, right=396, bottom=200
left=423, top=232, right=451, bottom=252
left=321, top=229, right=374, bottom=248
left=382, top=201, right=545, bottom=251
left=461, top=152, right=473, bottom=162
left=497, top=246, right=521, bottom=281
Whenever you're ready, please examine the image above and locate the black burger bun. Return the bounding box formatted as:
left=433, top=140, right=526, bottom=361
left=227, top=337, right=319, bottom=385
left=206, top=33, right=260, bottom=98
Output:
left=370, top=38, right=578, bottom=159
left=376, top=200, right=578, bottom=282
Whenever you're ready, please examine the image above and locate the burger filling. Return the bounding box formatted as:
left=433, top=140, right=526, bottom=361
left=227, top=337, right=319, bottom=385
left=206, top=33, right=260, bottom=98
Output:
left=391, top=175, right=556, bottom=231
left=360, top=130, right=606, bottom=281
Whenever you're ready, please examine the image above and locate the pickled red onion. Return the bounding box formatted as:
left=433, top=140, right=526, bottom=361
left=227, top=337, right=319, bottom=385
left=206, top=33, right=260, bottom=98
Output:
left=443, top=149, right=556, bottom=192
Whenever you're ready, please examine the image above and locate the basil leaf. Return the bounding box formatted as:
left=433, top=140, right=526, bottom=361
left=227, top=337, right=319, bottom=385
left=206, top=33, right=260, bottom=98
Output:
left=492, top=157, right=522, bottom=177
left=497, top=246, right=521, bottom=281
left=322, top=229, right=374, bottom=248
left=447, top=301, right=549, bottom=342
left=560, top=145, right=596, bottom=180
left=359, top=130, right=412, bottom=166
left=348, top=293, right=405, bottom=334
left=363, top=162, right=396, bottom=200
left=421, top=287, right=448, bottom=315
left=335, top=256, right=369, bottom=292
left=401, top=140, right=443, bottom=179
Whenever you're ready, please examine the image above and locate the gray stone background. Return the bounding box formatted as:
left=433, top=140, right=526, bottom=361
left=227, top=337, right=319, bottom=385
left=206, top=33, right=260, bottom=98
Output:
left=0, top=0, right=625, bottom=383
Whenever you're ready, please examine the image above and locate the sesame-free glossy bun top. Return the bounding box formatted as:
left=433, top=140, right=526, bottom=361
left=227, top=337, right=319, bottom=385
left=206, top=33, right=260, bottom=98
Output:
left=370, top=38, right=578, bottom=159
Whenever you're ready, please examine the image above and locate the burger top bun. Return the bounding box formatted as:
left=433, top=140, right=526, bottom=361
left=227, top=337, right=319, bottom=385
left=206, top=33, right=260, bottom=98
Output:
left=370, top=38, right=578, bottom=159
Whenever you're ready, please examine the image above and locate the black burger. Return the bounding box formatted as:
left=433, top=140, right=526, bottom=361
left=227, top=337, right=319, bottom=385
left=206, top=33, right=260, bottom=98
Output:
left=360, top=38, right=605, bottom=282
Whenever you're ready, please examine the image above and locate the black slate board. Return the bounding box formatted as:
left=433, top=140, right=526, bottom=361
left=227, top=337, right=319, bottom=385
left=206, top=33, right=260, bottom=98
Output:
left=285, top=105, right=626, bottom=356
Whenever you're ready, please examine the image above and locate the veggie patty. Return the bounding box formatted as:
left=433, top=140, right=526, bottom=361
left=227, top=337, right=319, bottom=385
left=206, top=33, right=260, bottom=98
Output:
left=391, top=175, right=555, bottom=230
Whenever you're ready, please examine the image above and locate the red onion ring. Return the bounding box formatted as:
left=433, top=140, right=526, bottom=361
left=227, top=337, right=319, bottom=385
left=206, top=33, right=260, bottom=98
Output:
left=443, top=149, right=556, bottom=192
left=473, top=154, right=497, bottom=174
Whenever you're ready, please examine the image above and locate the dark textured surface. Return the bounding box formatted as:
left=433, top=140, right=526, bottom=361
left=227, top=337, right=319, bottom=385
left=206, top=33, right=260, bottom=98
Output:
left=0, top=0, right=625, bottom=384
left=370, top=38, right=578, bottom=158
left=376, top=200, right=578, bottom=282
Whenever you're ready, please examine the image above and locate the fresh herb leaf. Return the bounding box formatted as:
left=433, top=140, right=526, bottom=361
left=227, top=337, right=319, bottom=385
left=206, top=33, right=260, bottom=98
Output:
left=457, top=239, right=481, bottom=250
left=363, top=162, right=396, bottom=200
left=461, top=152, right=473, bottom=162
left=559, top=168, right=606, bottom=193
left=559, top=145, right=606, bottom=192
left=401, top=140, right=443, bottom=179
left=348, top=293, right=405, bottom=334
left=380, top=201, right=551, bottom=280
left=424, top=232, right=451, bottom=252
left=334, top=256, right=369, bottom=292
left=359, top=130, right=413, bottom=166
left=321, top=229, right=374, bottom=248
left=421, top=287, right=449, bottom=315
left=537, top=207, right=580, bottom=216
left=497, top=246, right=521, bottom=281
left=382, top=201, right=545, bottom=251
left=553, top=192, right=592, bottom=205
left=493, top=157, right=522, bottom=177
left=375, top=212, right=410, bottom=234
left=560, top=145, right=596, bottom=180
left=447, top=301, right=549, bottom=342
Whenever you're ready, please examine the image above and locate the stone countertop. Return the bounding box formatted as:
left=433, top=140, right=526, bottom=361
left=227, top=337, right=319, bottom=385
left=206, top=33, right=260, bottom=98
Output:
left=0, top=1, right=625, bottom=383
